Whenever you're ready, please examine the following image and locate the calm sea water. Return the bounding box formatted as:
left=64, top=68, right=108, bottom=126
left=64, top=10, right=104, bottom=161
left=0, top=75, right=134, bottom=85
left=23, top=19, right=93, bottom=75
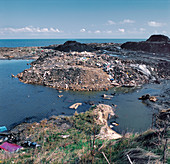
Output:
left=0, top=60, right=165, bottom=133
left=0, top=39, right=145, bottom=47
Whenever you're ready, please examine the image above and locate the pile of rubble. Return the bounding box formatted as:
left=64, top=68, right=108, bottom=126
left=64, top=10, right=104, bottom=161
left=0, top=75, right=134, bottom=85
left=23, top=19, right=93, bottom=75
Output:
left=16, top=48, right=163, bottom=91
left=17, top=52, right=112, bottom=91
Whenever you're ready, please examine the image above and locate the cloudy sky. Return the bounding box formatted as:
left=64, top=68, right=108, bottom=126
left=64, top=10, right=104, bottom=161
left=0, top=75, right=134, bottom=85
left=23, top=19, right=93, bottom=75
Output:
left=0, top=0, right=170, bottom=39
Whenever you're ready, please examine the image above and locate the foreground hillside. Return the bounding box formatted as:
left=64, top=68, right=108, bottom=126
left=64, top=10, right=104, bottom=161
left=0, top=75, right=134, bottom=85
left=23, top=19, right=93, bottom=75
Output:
left=0, top=105, right=169, bottom=163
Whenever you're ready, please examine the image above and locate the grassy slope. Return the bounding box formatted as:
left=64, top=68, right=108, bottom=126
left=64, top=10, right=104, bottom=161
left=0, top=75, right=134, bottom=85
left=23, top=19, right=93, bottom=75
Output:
left=0, top=106, right=169, bottom=164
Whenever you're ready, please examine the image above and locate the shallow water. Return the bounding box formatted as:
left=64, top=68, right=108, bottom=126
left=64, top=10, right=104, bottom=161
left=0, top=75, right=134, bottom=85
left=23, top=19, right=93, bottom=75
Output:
left=0, top=60, right=165, bottom=133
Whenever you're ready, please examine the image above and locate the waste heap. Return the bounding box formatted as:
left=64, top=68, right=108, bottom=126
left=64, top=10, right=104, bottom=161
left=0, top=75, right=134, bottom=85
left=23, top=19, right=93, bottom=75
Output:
left=17, top=52, right=112, bottom=91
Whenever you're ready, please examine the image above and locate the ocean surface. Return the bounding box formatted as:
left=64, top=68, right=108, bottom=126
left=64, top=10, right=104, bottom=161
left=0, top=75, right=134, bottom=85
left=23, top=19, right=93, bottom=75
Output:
left=0, top=39, right=145, bottom=47
left=0, top=60, right=165, bottom=133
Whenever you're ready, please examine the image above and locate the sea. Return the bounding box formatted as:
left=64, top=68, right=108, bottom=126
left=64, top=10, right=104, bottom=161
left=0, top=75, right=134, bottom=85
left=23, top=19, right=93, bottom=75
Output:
left=0, top=38, right=160, bottom=133
left=0, top=39, right=145, bottom=47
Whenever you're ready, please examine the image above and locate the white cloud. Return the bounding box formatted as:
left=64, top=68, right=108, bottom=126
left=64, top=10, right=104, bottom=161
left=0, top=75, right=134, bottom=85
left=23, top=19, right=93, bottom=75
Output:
left=94, top=30, right=101, bottom=34
left=49, top=28, right=60, bottom=32
left=41, top=28, right=49, bottom=32
left=118, top=28, right=125, bottom=33
left=105, top=30, right=112, bottom=34
left=139, top=28, right=146, bottom=32
left=1, top=26, right=61, bottom=33
left=148, top=21, right=164, bottom=27
left=80, top=28, right=86, bottom=32
left=121, top=19, right=135, bottom=24
left=108, top=20, right=116, bottom=25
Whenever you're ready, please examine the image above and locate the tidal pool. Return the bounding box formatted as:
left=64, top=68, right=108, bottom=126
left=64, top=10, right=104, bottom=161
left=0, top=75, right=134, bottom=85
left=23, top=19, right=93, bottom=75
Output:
left=0, top=60, right=165, bottom=132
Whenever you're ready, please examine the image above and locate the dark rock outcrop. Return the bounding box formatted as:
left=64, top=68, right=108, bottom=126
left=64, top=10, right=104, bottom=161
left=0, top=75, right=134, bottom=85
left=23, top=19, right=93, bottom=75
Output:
left=54, top=41, right=96, bottom=52
left=146, top=34, right=170, bottom=42
left=121, top=35, right=170, bottom=54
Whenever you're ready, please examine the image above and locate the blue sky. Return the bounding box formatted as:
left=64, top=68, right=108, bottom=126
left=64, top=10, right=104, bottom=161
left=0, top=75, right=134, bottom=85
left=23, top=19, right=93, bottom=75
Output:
left=0, top=0, right=170, bottom=39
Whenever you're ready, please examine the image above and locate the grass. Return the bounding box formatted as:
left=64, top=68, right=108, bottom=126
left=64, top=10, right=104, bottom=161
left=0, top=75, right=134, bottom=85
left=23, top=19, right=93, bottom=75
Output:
left=0, top=106, right=169, bottom=163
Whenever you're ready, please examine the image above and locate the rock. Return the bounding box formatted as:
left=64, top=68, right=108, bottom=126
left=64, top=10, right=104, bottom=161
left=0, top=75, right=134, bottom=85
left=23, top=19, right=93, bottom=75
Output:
left=146, top=34, right=170, bottom=42
left=121, top=34, right=170, bottom=54
left=149, top=96, right=157, bottom=102
left=138, top=94, right=150, bottom=100
left=138, top=94, right=157, bottom=102
left=54, top=41, right=96, bottom=52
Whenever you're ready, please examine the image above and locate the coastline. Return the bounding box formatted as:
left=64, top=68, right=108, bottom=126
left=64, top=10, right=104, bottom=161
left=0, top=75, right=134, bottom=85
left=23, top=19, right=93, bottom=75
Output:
left=0, top=36, right=169, bottom=163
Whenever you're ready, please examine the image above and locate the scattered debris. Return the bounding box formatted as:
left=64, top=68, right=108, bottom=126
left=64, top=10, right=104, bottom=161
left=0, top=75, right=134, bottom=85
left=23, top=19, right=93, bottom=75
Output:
left=0, top=126, right=7, bottom=133
left=110, top=121, right=119, bottom=126
left=0, top=142, right=22, bottom=152
left=22, top=141, right=40, bottom=148
left=102, top=94, right=114, bottom=100
left=60, top=135, right=70, bottom=139
left=69, top=103, right=82, bottom=109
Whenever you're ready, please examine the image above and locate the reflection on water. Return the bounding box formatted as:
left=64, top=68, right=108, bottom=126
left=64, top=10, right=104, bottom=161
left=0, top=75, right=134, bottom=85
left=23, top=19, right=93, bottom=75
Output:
left=0, top=60, right=166, bottom=132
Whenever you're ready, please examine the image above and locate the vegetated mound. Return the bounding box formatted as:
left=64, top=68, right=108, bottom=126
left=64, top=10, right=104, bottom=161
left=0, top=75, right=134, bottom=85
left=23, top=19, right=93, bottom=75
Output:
left=17, top=64, right=111, bottom=91
left=121, top=34, right=170, bottom=54
left=53, top=41, right=96, bottom=52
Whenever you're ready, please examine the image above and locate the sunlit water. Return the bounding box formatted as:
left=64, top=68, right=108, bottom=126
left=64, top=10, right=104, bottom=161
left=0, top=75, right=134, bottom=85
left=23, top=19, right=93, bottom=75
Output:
left=0, top=60, right=166, bottom=133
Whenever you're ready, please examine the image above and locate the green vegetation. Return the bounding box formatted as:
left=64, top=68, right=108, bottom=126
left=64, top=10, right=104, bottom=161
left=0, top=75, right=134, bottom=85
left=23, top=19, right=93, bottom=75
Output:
left=0, top=106, right=169, bottom=163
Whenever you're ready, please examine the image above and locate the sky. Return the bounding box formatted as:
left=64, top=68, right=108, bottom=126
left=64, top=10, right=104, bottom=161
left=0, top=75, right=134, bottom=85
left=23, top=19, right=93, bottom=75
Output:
left=0, top=0, right=170, bottom=39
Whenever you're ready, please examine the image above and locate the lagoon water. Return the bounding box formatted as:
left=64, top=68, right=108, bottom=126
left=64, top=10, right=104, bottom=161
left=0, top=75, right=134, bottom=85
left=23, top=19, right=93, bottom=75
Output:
left=0, top=59, right=163, bottom=133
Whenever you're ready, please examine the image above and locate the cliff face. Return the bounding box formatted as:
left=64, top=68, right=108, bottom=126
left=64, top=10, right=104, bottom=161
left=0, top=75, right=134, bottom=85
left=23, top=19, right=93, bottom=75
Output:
left=121, top=35, right=170, bottom=54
